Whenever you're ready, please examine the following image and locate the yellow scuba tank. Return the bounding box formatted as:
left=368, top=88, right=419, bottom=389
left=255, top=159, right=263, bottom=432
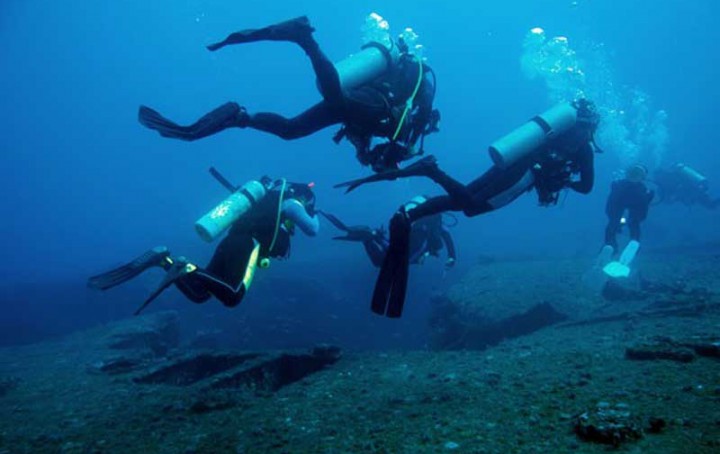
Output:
left=677, top=163, right=707, bottom=186
left=195, top=180, right=268, bottom=242
left=489, top=102, right=579, bottom=168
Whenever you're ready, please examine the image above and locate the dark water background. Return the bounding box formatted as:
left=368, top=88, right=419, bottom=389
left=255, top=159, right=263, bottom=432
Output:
left=1, top=0, right=718, bottom=349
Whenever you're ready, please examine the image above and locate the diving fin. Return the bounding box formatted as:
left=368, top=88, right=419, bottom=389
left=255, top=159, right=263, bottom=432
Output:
left=335, top=155, right=439, bottom=193
left=581, top=244, right=614, bottom=291
left=134, top=259, right=195, bottom=316
left=318, top=211, right=379, bottom=242
left=138, top=103, right=247, bottom=141
left=334, top=171, right=402, bottom=193
left=206, top=16, right=315, bottom=51
left=371, top=211, right=411, bottom=317
left=88, top=246, right=170, bottom=291
left=603, top=240, right=640, bottom=279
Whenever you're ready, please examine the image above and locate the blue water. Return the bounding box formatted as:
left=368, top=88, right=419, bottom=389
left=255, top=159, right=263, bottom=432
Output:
left=1, top=0, right=718, bottom=348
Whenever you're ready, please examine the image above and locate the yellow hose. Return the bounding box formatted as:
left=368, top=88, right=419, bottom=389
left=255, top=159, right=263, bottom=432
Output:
left=392, top=55, right=424, bottom=142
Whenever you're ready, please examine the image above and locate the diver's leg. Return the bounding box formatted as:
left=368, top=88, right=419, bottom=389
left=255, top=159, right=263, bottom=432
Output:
left=187, top=233, right=260, bottom=308
left=247, top=101, right=340, bottom=140
left=461, top=164, right=535, bottom=217
left=138, top=103, right=248, bottom=141
left=604, top=221, right=620, bottom=252
left=604, top=201, right=624, bottom=252
left=405, top=196, right=460, bottom=222
left=206, top=17, right=342, bottom=104
left=88, top=246, right=171, bottom=290
left=627, top=208, right=642, bottom=243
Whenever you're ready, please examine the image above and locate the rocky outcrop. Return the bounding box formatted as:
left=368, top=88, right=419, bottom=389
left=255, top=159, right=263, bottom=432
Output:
left=428, top=259, right=585, bottom=350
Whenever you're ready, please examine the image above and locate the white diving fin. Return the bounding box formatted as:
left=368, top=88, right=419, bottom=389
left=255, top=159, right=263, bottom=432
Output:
left=582, top=244, right=615, bottom=291
left=603, top=240, right=640, bottom=279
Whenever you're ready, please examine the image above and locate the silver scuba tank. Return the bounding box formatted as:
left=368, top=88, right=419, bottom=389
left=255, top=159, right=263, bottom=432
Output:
left=195, top=180, right=268, bottom=242
left=489, top=102, right=579, bottom=168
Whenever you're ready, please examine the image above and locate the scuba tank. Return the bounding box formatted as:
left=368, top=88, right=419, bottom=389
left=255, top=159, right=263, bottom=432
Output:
left=489, top=102, right=579, bottom=168
left=195, top=180, right=268, bottom=242
left=329, top=42, right=399, bottom=92
left=676, top=163, right=708, bottom=186
left=319, top=12, right=400, bottom=93
left=403, top=195, right=427, bottom=210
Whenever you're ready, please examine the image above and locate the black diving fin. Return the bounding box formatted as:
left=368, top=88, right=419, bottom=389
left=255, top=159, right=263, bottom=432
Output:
left=133, top=260, right=194, bottom=316
left=88, top=247, right=170, bottom=291
left=371, top=212, right=411, bottom=318
left=334, top=155, right=439, bottom=193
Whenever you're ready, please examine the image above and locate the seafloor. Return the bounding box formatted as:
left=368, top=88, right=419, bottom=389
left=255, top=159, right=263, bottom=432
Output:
left=1, top=251, right=719, bottom=453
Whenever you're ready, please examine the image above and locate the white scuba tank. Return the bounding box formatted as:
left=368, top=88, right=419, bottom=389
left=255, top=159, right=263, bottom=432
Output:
left=677, top=164, right=707, bottom=186
left=319, top=13, right=399, bottom=93
left=195, top=180, right=267, bottom=242
left=489, top=102, right=579, bottom=168
left=330, top=43, right=399, bottom=91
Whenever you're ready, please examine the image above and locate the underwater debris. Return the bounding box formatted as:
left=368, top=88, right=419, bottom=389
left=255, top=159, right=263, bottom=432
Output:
left=210, top=346, right=342, bottom=392
left=133, top=346, right=341, bottom=393
left=625, top=336, right=720, bottom=363
left=574, top=402, right=644, bottom=446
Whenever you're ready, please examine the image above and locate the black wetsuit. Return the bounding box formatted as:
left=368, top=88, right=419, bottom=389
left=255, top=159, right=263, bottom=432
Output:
left=176, top=190, right=317, bottom=307
left=404, top=130, right=595, bottom=222
left=360, top=215, right=456, bottom=267
left=139, top=17, right=437, bottom=171
left=604, top=179, right=654, bottom=252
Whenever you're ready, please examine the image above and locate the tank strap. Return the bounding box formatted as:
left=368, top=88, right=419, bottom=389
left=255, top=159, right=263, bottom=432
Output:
left=531, top=115, right=553, bottom=135
left=361, top=41, right=395, bottom=70
left=268, top=178, right=288, bottom=254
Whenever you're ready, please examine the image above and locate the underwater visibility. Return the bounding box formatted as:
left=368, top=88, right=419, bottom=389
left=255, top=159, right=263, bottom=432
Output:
left=1, top=1, right=719, bottom=452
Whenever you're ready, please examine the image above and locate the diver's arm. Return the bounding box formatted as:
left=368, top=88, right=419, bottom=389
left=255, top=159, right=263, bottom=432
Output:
left=282, top=199, right=320, bottom=236
left=569, top=143, right=594, bottom=194
left=363, top=239, right=387, bottom=268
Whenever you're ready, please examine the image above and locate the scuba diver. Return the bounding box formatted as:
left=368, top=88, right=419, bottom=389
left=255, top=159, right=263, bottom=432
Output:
left=138, top=15, right=440, bottom=173
left=604, top=164, right=654, bottom=254
left=336, top=99, right=601, bottom=317
left=654, top=163, right=719, bottom=209
left=586, top=164, right=654, bottom=283
left=319, top=196, right=456, bottom=268
left=88, top=174, right=319, bottom=313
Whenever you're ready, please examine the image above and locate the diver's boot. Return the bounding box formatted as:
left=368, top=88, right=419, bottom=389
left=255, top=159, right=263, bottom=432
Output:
left=207, top=16, right=315, bottom=51
left=336, top=226, right=382, bottom=242
left=317, top=211, right=380, bottom=242
left=138, top=103, right=249, bottom=141
left=334, top=155, right=440, bottom=194
left=134, top=257, right=197, bottom=316
left=397, top=155, right=439, bottom=178
left=88, top=246, right=171, bottom=291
